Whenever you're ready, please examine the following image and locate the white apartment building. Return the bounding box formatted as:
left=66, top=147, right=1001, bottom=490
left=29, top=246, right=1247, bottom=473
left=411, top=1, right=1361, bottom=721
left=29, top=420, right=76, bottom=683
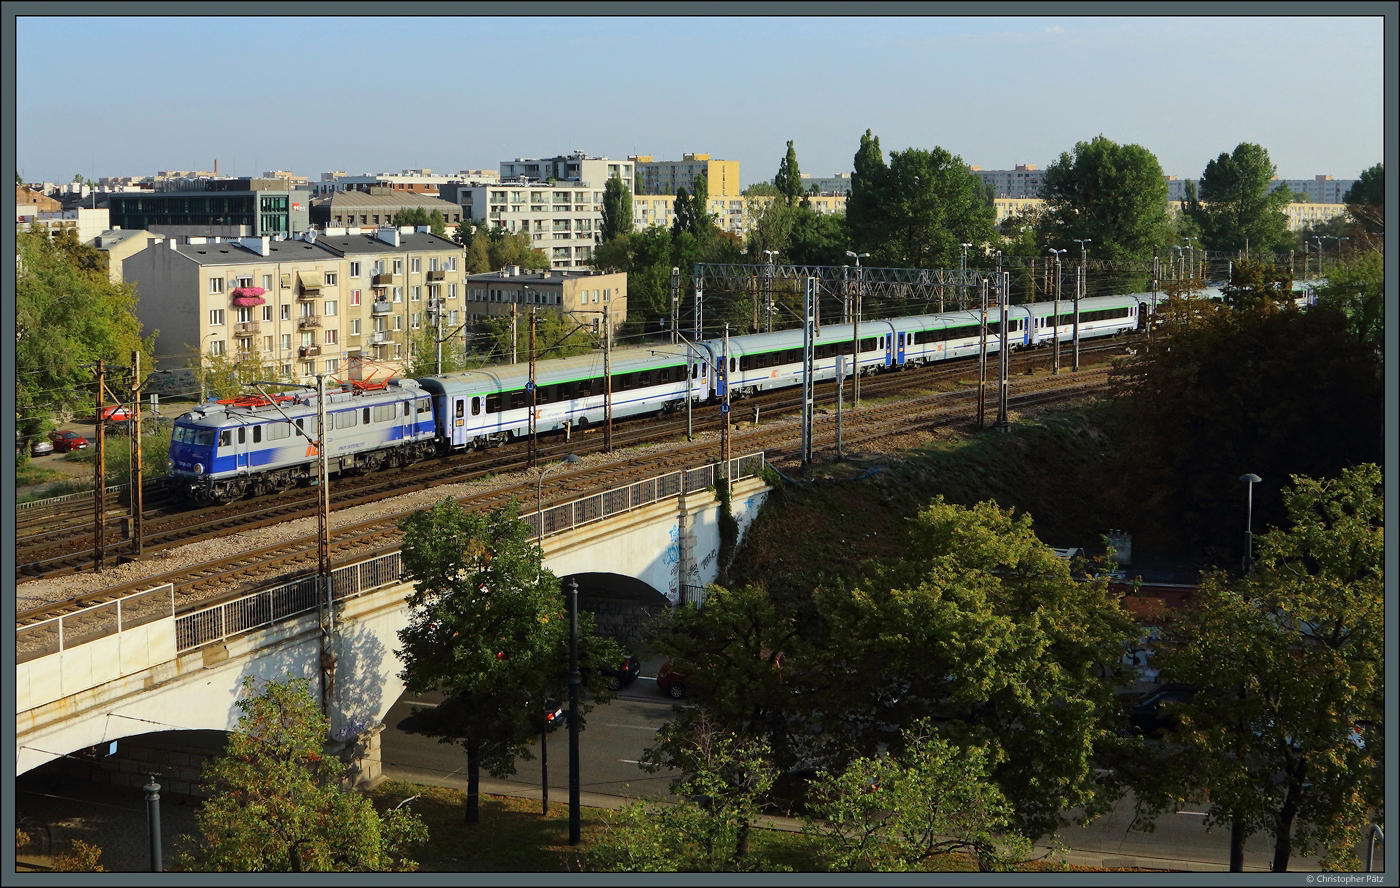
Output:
left=498, top=152, right=634, bottom=190
left=445, top=180, right=604, bottom=269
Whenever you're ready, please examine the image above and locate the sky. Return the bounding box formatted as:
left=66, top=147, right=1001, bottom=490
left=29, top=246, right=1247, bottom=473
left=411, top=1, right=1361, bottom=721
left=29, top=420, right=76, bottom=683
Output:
left=10, top=9, right=1390, bottom=188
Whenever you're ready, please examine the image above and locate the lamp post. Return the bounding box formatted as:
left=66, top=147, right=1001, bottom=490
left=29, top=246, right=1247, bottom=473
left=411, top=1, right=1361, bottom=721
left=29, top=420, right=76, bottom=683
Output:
left=1171, top=245, right=1183, bottom=281
left=1072, top=239, right=1090, bottom=370
left=1240, top=473, right=1261, bottom=574
left=1047, top=248, right=1066, bottom=374
left=845, top=251, right=868, bottom=407
left=762, top=250, right=778, bottom=333
left=1336, top=235, right=1349, bottom=263
left=1182, top=236, right=1197, bottom=282
left=565, top=575, right=581, bottom=845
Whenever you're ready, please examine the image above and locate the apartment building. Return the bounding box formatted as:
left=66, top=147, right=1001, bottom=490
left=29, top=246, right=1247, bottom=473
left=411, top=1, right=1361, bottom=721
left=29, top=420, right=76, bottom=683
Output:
left=969, top=165, right=1045, bottom=199
left=631, top=153, right=740, bottom=198
left=798, top=172, right=852, bottom=195
left=461, top=266, right=627, bottom=341
left=310, top=169, right=500, bottom=197
left=444, top=180, right=604, bottom=269
left=122, top=227, right=466, bottom=381
left=498, top=152, right=634, bottom=189
left=310, top=187, right=464, bottom=229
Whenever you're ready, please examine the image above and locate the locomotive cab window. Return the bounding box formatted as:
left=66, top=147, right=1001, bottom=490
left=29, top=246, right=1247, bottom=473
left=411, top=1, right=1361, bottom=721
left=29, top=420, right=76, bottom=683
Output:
left=220, top=430, right=231, bottom=447
left=252, top=426, right=262, bottom=444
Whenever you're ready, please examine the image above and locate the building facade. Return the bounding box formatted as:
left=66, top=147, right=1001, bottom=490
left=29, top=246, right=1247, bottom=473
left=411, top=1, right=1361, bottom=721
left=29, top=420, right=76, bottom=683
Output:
left=461, top=266, right=627, bottom=342
left=108, top=178, right=310, bottom=238
left=122, top=228, right=466, bottom=380
left=444, top=181, right=604, bottom=269
left=310, top=188, right=464, bottom=229
left=631, top=153, right=740, bottom=198
left=498, top=152, right=633, bottom=190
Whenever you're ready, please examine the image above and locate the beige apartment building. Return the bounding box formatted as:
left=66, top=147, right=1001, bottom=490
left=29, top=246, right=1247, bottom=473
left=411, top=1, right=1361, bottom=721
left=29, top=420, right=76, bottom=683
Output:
left=631, top=153, right=740, bottom=198
left=461, top=266, right=627, bottom=343
left=122, top=227, right=467, bottom=382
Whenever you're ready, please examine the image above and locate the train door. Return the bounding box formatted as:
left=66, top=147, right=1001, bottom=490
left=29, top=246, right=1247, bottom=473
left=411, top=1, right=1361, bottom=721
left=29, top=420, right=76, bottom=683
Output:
left=895, top=332, right=906, bottom=365
left=883, top=334, right=893, bottom=367
left=451, top=396, right=468, bottom=448
left=234, top=426, right=249, bottom=473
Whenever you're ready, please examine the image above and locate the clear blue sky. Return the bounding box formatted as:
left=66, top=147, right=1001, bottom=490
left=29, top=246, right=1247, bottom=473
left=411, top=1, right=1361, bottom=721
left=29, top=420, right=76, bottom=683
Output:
left=14, top=12, right=1387, bottom=187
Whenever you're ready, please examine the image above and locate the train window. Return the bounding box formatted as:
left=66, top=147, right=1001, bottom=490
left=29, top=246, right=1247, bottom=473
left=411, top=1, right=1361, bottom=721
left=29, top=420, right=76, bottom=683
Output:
left=417, top=398, right=431, bottom=414
left=537, top=386, right=550, bottom=404
left=266, top=422, right=289, bottom=441
left=510, top=391, right=526, bottom=409
left=253, top=426, right=262, bottom=444
left=220, top=430, right=231, bottom=447
left=639, top=371, right=651, bottom=387
left=472, top=396, right=481, bottom=415
left=691, top=363, right=699, bottom=380
left=363, top=408, right=371, bottom=424
left=373, top=405, right=397, bottom=423
left=295, top=418, right=304, bottom=432
left=456, top=400, right=465, bottom=418
left=485, top=394, right=500, bottom=413
left=237, top=427, right=246, bottom=444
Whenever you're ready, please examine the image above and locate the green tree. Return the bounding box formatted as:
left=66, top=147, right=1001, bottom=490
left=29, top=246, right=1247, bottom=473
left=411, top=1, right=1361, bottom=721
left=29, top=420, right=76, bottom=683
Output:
left=392, top=206, right=429, bottom=227
left=488, top=230, right=548, bottom=271
left=844, top=135, right=996, bottom=270
left=15, top=227, right=154, bottom=443
left=1313, top=249, right=1383, bottom=354
left=1115, top=296, right=1383, bottom=556
left=176, top=675, right=426, bottom=872
left=1219, top=258, right=1294, bottom=313
left=396, top=500, right=621, bottom=825
left=1343, top=162, right=1383, bottom=236
left=464, top=228, right=491, bottom=273
left=600, top=175, right=632, bottom=243
left=1039, top=134, right=1173, bottom=263
left=471, top=309, right=601, bottom=365
left=773, top=140, right=804, bottom=205
left=192, top=347, right=299, bottom=402
left=427, top=209, right=447, bottom=238
left=403, top=326, right=472, bottom=377
left=1185, top=143, right=1296, bottom=254
left=1145, top=465, right=1384, bottom=872
left=802, top=721, right=1031, bottom=872
left=588, top=714, right=779, bottom=872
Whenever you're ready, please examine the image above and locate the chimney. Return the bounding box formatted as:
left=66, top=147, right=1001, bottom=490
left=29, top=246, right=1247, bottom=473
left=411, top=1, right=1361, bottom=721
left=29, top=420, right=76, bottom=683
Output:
left=214, top=159, right=218, bottom=175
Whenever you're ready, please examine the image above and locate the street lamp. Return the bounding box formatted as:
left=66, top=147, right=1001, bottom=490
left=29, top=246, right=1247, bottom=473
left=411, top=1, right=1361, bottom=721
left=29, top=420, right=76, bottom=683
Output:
left=1072, top=239, right=1091, bottom=370
left=535, top=453, right=580, bottom=540
left=1181, top=236, right=1197, bottom=282
left=1170, top=245, right=1184, bottom=281
left=1337, top=235, right=1349, bottom=262
left=845, top=251, right=869, bottom=407
left=1311, top=236, right=1325, bottom=277
left=565, top=575, right=582, bottom=844
left=1047, top=248, right=1066, bottom=374
left=1240, top=473, right=1261, bottom=573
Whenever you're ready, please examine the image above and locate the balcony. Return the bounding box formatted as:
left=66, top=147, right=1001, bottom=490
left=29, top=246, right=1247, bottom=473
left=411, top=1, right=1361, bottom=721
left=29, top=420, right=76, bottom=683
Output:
left=371, top=301, right=392, bottom=316
left=296, top=290, right=318, bottom=301
left=298, top=345, right=321, bottom=358
left=298, top=315, right=322, bottom=329
left=233, top=321, right=260, bottom=336
left=370, top=332, right=388, bottom=345
left=372, top=273, right=398, bottom=286
left=426, top=269, right=446, bottom=281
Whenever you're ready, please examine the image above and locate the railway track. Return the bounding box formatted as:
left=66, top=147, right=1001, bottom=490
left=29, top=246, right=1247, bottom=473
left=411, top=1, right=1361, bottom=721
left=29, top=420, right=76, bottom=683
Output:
left=15, top=338, right=1135, bottom=588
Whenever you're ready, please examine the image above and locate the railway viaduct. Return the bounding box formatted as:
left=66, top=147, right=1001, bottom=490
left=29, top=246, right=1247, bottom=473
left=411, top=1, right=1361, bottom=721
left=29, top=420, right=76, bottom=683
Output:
left=15, top=456, right=770, bottom=792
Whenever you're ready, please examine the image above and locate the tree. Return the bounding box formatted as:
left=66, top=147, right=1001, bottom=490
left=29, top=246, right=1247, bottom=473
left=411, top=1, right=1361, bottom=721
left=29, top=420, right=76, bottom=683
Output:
left=1114, top=296, right=1383, bottom=556
left=587, top=714, right=779, bottom=872
left=773, top=140, right=803, bottom=205
left=471, top=308, right=601, bottom=365
left=1314, top=249, right=1383, bottom=354
left=600, top=175, right=632, bottom=243
left=1185, top=143, right=1296, bottom=254
left=15, top=226, right=154, bottom=443
left=1343, top=162, right=1383, bottom=236
left=844, top=135, right=996, bottom=270
left=192, top=347, right=298, bottom=401
left=1219, top=258, right=1294, bottom=313
left=1145, top=465, right=1383, bottom=872
left=802, top=721, right=1031, bottom=872
left=786, top=206, right=850, bottom=267
left=488, top=230, right=549, bottom=271
left=1039, top=134, right=1173, bottom=263
left=176, top=675, right=426, bottom=872
left=396, top=499, right=621, bottom=825
left=392, top=206, right=429, bottom=228
left=427, top=209, right=447, bottom=238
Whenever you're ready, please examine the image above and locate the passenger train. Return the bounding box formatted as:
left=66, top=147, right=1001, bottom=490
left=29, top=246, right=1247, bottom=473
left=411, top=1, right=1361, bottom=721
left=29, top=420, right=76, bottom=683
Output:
left=167, top=291, right=1160, bottom=502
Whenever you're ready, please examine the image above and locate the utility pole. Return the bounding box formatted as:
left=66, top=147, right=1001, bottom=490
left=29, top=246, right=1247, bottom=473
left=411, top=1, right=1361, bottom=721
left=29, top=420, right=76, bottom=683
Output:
left=129, top=350, right=143, bottom=558
left=996, top=272, right=1010, bottom=430
left=315, top=373, right=334, bottom=717
left=528, top=308, right=537, bottom=468
left=762, top=251, right=777, bottom=333
left=93, top=359, right=106, bottom=572
left=669, top=266, right=679, bottom=344
left=693, top=267, right=703, bottom=344
left=799, top=276, right=816, bottom=466
left=1073, top=238, right=1091, bottom=371
left=510, top=304, right=518, bottom=364
left=602, top=305, right=612, bottom=452
left=960, top=243, right=972, bottom=310
left=845, top=251, right=868, bottom=408
left=721, top=323, right=731, bottom=482
left=977, top=278, right=988, bottom=430
left=1047, top=248, right=1065, bottom=374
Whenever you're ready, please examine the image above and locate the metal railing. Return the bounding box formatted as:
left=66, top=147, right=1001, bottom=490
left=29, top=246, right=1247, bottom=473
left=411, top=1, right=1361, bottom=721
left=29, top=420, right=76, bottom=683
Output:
left=17, top=483, right=128, bottom=511
left=16, top=585, right=174, bottom=664
left=18, top=453, right=767, bottom=662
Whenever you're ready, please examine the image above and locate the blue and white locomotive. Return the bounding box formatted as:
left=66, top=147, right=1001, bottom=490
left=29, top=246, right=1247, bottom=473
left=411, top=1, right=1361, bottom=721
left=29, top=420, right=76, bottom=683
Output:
left=167, top=292, right=1159, bottom=502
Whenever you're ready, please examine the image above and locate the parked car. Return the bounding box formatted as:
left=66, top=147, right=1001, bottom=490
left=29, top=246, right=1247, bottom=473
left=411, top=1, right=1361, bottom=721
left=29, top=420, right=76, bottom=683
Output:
left=656, top=661, right=689, bottom=700
left=542, top=699, right=565, bottom=732
left=1127, top=683, right=1197, bottom=737
left=47, top=430, right=90, bottom=452
left=98, top=405, right=136, bottom=422
left=28, top=437, right=54, bottom=457
left=600, top=654, right=642, bottom=691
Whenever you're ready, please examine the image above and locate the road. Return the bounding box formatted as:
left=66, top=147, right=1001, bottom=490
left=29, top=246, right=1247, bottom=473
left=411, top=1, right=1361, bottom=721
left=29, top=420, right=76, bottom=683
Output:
left=378, top=673, right=1330, bottom=873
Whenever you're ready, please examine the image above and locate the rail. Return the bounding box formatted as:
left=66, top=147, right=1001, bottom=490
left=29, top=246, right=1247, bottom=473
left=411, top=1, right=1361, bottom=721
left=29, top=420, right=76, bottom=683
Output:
left=17, top=453, right=768, bottom=661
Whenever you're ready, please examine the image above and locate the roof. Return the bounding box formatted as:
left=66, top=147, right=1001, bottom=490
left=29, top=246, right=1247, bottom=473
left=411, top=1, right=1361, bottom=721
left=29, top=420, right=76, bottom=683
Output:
left=168, top=239, right=344, bottom=266
left=314, top=231, right=463, bottom=255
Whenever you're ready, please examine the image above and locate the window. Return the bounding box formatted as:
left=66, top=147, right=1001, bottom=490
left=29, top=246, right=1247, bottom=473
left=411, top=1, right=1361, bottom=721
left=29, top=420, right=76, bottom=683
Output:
left=324, top=329, right=338, bottom=344
left=264, top=336, right=273, bottom=351
left=209, top=309, right=225, bottom=326
left=262, top=305, right=273, bottom=322
left=235, top=276, right=253, bottom=289
left=392, top=287, right=402, bottom=303
left=324, top=272, right=337, bottom=286
left=280, top=334, right=292, bottom=350
left=301, top=331, right=314, bottom=347
left=209, top=339, right=226, bottom=356
left=350, top=318, right=361, bottom=334
left=393, top=259, right=403, bottom=275
left=349, top=261, right=361, bottom=278
left=410, top=313, right=421, bottom=330
left=411, top=258, right=421, bottom=273
left=262, top=274, right=272, bottom=290
left=350, top=289, right=361, bottom=306
left=392, top=315, right=403, bottom=331
left=447, top=283, right=456, bottom=298
left=235, top=307, right=252, bottom=323
left=325, top=359, right=340, bottom=373
left=208, top=277, right=224, bottom=294
left=266, top=422, right=290, bottom=441
left=445, top=257, right=457, bottom=271
left=324, top=300, right=337, bottom=317
left=282, top=364, right=293, bottom=376
left=412, top=286, right=421, bottom=302
left=280, top=304, right=292, bottom=321
left=302, top=361, right=315, bottom=376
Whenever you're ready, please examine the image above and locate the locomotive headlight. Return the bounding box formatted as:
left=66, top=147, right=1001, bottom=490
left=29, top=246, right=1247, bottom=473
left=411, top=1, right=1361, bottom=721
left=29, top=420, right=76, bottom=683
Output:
left=193, top=463, right=204, bottom=476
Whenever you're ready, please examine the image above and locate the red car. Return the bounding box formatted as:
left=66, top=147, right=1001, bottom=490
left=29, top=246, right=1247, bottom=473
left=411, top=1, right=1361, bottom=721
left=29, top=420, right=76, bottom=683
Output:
left=655, top=661, right=689, bottom=699
left=48, top=430, right=90, bottom=452
left=98, top=405, right=135, bottom=422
